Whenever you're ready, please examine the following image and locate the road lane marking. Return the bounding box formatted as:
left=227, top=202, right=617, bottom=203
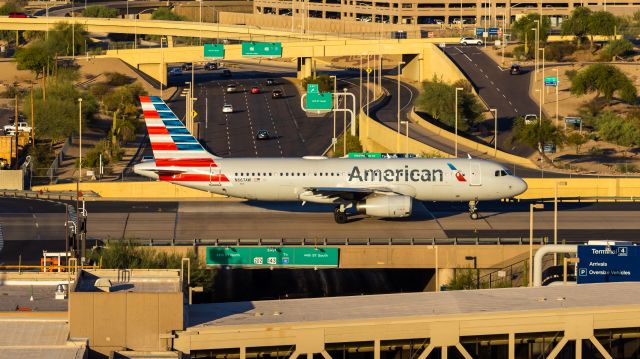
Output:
left=463, top=54, right=472, bottom=61
left=490, top=81, right=494, bottom=85
left=502, top=94, right=507, bottom=98
left=496, top=88, right=501, bottom=92
left=508, top=100, right=512, bottom=105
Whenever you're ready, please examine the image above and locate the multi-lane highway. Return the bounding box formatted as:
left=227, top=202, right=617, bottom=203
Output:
left=442, top=45, right=539, bottom=156
left=3, top=197, right=640, bottom=263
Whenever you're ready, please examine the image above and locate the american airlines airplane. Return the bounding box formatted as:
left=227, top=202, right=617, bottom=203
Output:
left=134, top=96, right=528, bottom=223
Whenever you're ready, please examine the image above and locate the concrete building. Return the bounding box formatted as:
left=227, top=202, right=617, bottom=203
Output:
left=251, top=0, right=638, bottom=31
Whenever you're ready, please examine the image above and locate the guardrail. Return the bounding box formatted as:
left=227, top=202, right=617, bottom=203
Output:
left=113, top=237, right=549, bottom=246
left=0, top=189, right=99, bottom=200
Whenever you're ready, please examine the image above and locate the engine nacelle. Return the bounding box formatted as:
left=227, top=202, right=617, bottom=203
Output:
left=356, top=195, right=412, bottom=218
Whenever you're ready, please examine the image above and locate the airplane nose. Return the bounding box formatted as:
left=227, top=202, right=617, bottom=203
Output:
left=513, top=178, right=528, bottom=196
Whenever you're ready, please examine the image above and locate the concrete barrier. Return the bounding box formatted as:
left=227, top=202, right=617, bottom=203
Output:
left=0, top=170, right=23, bottom=190
left=32, top=181, right=229, bottom=200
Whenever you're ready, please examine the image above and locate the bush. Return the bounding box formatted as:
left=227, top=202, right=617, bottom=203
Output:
left=89, top=240, right=214, bottom=293
left=565, top=69, right=578, bottom=81
left=617, top=163, right=639, bottom=173
left=301, top=75, right=333, bottom=93
left=545, top=42, right=576, bottom=62
left=447, top=268, right=478, bottom=290
left=566, top=132, right=588, bottom=154
left=0, top=83, right=24, bottom=98
left=83, top=5, right=118, bottom=18
left=104, top=72, right=133, bottom=86
left=599, top=39, right=634, bottom=61
left=103, top=82, right=147, bottom=117
left=331, top=133, right=362, bottom=157
left=512, top=45, right=531, bottom=61
left=82, top=139, right=123, bottom=168
left=151, top=8, right=187, bottom=21
left=594, top=111, right=640, bottom=147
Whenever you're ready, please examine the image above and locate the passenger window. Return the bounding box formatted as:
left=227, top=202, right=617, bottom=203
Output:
left=495, top=170, right=500, bottom=177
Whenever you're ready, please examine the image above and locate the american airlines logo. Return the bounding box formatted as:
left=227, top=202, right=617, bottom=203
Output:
left=447, top=163, right=467, bottom=182
left=348, top=166, right=444, bottom=182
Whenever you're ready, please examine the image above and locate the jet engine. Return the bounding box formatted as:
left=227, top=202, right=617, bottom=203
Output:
left=355, top=194, right=412, bottom=218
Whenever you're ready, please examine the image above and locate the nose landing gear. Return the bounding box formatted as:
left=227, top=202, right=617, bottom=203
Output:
left=469, top=200, right=479, bottom=220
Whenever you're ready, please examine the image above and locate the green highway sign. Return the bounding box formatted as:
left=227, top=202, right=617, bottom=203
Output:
left=241, top=41, right=282, bottom=57
left=306, top=83, right=333, bottom=110
left=544, top=76, right=559, bottom=87
left=308, top=83, right=319, bottom=94
left=306, top=92, right=333, bottom=110
left=205, top=246, right=340, bottom=267
left=204, top=44, right=224, bottom=59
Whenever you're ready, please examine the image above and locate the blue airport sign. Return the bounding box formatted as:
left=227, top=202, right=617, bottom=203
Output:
left=577, top=245, right=640, bottom=284
left=475, top=27, right=485, bottom=36
left=488, top=27, right=499, bottom=35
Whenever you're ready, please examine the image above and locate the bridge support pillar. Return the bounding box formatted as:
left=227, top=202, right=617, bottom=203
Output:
left=166, top=35, right=175, bottom=48
left=138, top=62, right=167, bottom=87
left=297, top=57, right=313, bottom=79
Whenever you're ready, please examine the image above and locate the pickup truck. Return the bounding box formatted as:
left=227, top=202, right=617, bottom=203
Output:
left=3, top=121, right=32, bottom=134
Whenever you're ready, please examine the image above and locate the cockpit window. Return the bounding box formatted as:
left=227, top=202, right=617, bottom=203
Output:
left=501, top=170, right=508, bottom=176
left=495, top=170, right=509, bottom=177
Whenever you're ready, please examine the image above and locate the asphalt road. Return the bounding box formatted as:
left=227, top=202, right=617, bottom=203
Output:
left=442, top=45, right=539, bottom=156
left=159, top=64, right=364, bottom=158
left=3, top=198, right=640, bottom=264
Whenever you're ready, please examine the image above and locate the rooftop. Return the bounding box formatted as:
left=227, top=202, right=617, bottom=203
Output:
left=74, top=269, right=181, bottom=293
left=0, top=318, right=87, bottom=359
left=189, top=282, right=640, bottom=327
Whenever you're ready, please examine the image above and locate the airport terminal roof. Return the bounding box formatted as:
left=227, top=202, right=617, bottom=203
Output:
left=74, top=269, right=181, bottom=293
left=0, top=283, right=68, bottom=312
left=189, top=282, right=640, bottom=327
left=0, top=318, right=86, bottom=359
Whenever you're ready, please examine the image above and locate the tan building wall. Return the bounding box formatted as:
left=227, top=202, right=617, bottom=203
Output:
left=0, top=169, right=23, bottom=190
left=69, top=291, right=183, bottom=357
left=174, top=1, right=254, bottom=23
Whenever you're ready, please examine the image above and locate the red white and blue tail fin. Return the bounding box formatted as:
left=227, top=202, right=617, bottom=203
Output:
left=139, top=96, right=219, bottom=167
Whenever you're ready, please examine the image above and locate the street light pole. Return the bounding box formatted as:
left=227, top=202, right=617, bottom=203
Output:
left=397, top=61, right=405, bottom=153
left=401, top=120, right=409, bottom=157
left=465, top=256, right=479, bottom=289
left=454, top=87, right=464, bottom=158
left=330, top=75, right=337, bottom=153
left=343, top=88, right=347, bottom=156
left=366, top=54, right=371, bottom=116
left=490, top=108, right=497, bottom=156
left=529, top=203, right=544, bottom=287
left=554, top=181, right=568, bottom=265
left=555, top=67, right=559, bottom=126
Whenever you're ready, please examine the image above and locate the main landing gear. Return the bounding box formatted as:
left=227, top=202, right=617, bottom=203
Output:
left=469, top=200, right=479, bottom=220
left=334, top=205, right=348, bottom=224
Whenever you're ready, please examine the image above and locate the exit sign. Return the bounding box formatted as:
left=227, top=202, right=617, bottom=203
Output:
left=204, top=44, right=224, bottom=59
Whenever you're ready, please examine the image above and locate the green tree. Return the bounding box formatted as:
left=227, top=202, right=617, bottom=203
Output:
left=301, top=75, right=333, bottom=92
left=103, top=82, right=146, bottom=117
left=15, top=40, right=53, bottom=78
left=417, top=77, right=483, bottom=131
left=151, top=8, right=187, bottom=21
left=561, top=7, right=592, bottom=47
left=511, top=14, right=551, bottom=58
left=46, top=22, right=88, bottom=57
left=447, top=268, right=478, bottom=290
left=570, top=63, right=637, bottom=104
left=0, top=0, right=23, bottom=15
left=83, top=5, right=118, bottom=18
left=588, top=11, right=619, bottom=47
left=514, top=117, right=565, bottom=159
left=25, top=82, right=97, bottom=143
left=566, top=132, right=588, bottom=154
left=599, top=39, right=634, bottom=61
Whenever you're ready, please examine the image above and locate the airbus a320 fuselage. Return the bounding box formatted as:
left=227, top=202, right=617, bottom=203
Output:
left=134, top=96, right=527, bottom=223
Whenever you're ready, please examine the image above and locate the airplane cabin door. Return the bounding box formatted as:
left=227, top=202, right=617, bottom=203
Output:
left=469, top=162, right=481, bottom=186
left=209, top=164, right=221, bottom=186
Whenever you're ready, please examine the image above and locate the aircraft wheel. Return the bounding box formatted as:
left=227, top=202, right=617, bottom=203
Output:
left=334, top=208, right=348, bottom=224
left=470, top=212, right=479, bottom=220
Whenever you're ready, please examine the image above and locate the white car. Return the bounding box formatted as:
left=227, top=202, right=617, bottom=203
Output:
left=524, top=114, right=538, bottom=125
left=459, top=37, right=483, bottom=46
left=226, top=84, right=237, bottom=93
left=222, top=104, right=234, bottom=113
left=3, top=121, right=31, bottom=133
left=168, top=68, right=182, bottom=76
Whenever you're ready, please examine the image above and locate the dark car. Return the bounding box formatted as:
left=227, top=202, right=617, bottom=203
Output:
left=181, top=63, right=193, bottom=71
left=221, top=69, right=232, bottom=77
left=510, top=64, right=521, bottom=75
left=256, top=129, right=271, bottom=140
left=265, top=78, right=275, bottom=86
left=204, top=62, right=218, bottom=71
left=271, top=89, right=283, bottom=99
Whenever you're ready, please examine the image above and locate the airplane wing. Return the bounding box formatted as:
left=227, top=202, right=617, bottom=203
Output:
left=305, top=187, right=396, bottom=201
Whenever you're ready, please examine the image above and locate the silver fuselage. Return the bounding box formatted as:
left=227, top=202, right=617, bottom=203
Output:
left=135, top=157, right=527, bottom=203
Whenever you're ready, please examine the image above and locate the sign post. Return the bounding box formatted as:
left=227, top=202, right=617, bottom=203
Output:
left=544, top=76, right=558, bottom=87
